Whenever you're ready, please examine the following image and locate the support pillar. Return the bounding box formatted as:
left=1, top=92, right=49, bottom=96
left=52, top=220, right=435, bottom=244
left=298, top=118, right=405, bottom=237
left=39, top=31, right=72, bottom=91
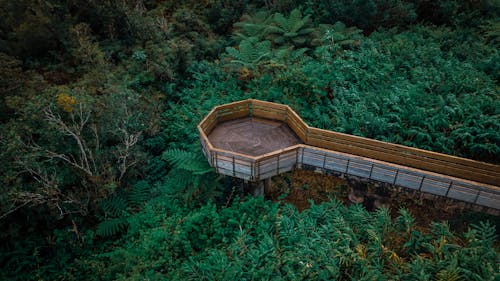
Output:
left=248, top=178, right=271, bottom=197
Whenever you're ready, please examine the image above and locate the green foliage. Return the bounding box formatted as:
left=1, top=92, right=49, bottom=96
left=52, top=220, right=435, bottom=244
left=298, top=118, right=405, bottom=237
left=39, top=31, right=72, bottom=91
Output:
left=128, top=180, right=151, bottom=207
left=232, top=11, right=273, bottom=41
left=232, top=8, right=319, bottom=49
left=96, top=217, right=129, bottom=237
left=266, top=8, right=315, bottom=47
left=100, top=195, right=128, bottom=218
left=225, top=37, right=272, bottom=69
left=162, top=148, right=221, bottom=204
left=1, top=1, right=500, bottom=280
left=321, top=21, right=363, bottom=48
left=96, top=181, right=152, bottom=237
left=70, top=198, right=499, bottom=280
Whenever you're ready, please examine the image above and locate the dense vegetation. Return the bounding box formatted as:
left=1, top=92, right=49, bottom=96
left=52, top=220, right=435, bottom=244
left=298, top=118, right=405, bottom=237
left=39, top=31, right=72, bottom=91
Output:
left=1, top=1, right=499, bottom=280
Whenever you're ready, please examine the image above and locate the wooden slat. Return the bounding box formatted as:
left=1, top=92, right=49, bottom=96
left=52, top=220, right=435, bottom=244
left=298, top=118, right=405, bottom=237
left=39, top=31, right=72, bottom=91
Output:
left=447, top=183, right=479, bottom=203
left=286, top=115, right=307, bottom=142
left=214, top=99, right=251, bottom=111
left=250, top=99, right=288, bottom=111
left=217, top=110, right=250, bottom=122
left=476, top=192, right=500, bottom=209
left=252, top=109, right=287, bottom=121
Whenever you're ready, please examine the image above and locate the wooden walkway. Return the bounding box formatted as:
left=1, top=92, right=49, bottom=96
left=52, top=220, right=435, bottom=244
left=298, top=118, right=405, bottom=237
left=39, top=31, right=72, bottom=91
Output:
left=198, top=99, right=500, bottom=211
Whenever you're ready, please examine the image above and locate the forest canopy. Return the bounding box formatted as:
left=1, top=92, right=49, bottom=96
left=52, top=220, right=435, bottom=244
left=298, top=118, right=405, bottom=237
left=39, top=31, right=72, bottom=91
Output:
left=0, top=0, right=499, bottom=280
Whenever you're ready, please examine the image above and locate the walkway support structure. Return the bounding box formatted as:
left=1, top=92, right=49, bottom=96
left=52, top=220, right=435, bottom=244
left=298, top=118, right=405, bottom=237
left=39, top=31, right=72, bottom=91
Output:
left=198, top=99, right=500, bottom=210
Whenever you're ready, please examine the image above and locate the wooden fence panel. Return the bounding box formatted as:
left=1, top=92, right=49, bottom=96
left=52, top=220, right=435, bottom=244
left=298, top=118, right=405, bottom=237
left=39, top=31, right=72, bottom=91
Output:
left=370, top=165, right=398, bottom=184
left=394, top=171, right=423, bottom=190
left=476, top=191, right=500, bottom=209
left=347, top=160, right=372, bottom=178
left=447, top=182, right=480, bottom=203
left=420, top=177, right=451, bottom=196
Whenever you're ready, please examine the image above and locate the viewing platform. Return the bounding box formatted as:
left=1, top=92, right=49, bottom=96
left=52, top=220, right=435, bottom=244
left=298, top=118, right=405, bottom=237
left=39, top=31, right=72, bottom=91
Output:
left=198, top=99, right=500, bottom=212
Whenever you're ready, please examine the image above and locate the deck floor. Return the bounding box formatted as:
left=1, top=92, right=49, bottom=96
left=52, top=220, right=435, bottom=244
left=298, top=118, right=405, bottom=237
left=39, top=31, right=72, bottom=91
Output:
left=208, top=117, right=302, bottom=156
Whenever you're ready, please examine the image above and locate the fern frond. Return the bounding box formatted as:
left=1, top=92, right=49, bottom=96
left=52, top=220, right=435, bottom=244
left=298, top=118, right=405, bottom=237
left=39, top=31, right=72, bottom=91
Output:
left=100, top=194, right=128, bottom=217
left=469, top=221, right=497, bottom=247
left=96, top=217, right=128, bottom=237
left=164, top=168, right=193, bottom=192
left=128, top=180, right=150, bottom=207
left=162, top=148, right=197, bottom=169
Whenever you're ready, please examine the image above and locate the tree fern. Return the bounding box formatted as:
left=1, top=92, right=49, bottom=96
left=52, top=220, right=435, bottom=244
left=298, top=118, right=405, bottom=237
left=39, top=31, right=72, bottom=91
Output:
left=266, top=9, right=315, bottom=47
left=233, top=11, right=273, bottom=42
left=225, top=37, right=272, bottom=69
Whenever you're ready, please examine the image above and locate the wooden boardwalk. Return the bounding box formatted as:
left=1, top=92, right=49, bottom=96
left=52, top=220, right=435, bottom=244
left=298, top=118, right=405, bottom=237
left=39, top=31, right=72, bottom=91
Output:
left=198, top=99, right=500, bottom=211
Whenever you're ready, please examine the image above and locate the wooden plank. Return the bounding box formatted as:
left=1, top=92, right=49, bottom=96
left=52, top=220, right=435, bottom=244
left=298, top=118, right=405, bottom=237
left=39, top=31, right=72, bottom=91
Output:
left=346, top=160, right=372, bottom=178
left=447, top=182, right=479, bottom=203
left=257, top=144, right=302, bottom=159
left=216, top=167, right=251, bottom=180
left=257, top=155, right=296, bottom=174
left=251, top=99, right=288, bottom=111
left=420, top=177, right=450, bottom=196
left=286, top=106, right=308, bottom=129
left=216, top=105, right=250, bottom=114
left=259, top=170, right=279, bottom=180
left=475, top=191, right=500, bottom=209
left=324, top=159, right=349, bottom=173
left=214, top=99, right=251, bottom=111
left=286, top=109, right=308, bottom=131
left=286, top=118, right=307, bottom=142
left=199, top=115, right=216, bottom=130
left=210, top=147, right=259, bottom=160
left=214, top=160, right=252, bottom=174
left=216, top=155, right=252, bottom=167
left=395, top=172, right=423, bottom=190
left=252, top=108, right=287, bottom=121
left=198, top=108, right=217, bottom=130
left=217, top=110, right=250, bottom=122
left=371, top=166, right=398, bottom=184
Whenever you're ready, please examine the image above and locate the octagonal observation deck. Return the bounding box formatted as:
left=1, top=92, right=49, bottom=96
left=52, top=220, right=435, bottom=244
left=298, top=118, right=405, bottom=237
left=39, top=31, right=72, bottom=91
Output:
left=198, top=99, right=500, bottom=211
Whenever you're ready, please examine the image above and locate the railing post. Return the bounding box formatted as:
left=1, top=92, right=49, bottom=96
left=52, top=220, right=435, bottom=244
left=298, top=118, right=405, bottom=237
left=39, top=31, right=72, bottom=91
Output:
left=322, top=153, right=327, bottom=172
left=444, top=181, right=453, bottom=197
left=277, top=154, right=280, bottom=174
left=368, top=163, right=374, bottom=179
left=250, top=159, right=254, bottom=181
left=345, top=159, right=350, bottom=174
left=393, top=170, right=399, bottom=185
left=474, top=190, right=481, bottom=204
left=232, top=155, right=236, bottom=177
left=418, top=175, right=426, bottom=191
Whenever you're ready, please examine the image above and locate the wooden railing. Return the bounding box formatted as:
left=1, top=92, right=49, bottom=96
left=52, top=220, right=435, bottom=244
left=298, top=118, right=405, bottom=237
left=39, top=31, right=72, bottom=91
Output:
left=198, top=99, right=500, bottom=210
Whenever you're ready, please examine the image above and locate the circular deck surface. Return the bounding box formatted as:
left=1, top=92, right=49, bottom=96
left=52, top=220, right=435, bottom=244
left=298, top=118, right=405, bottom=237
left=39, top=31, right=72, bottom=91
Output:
left=207, top=117, right=302, bottom=156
